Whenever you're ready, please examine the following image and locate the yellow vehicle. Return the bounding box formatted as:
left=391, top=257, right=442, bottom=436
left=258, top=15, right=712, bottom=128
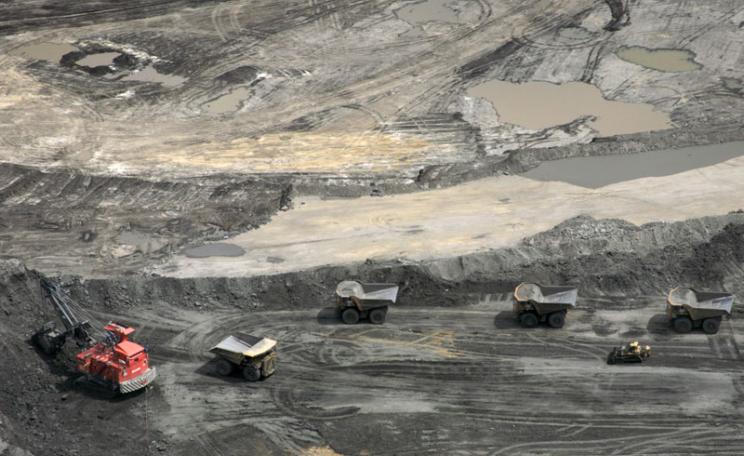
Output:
left=210, top=334, right=277, bottom=381
left=607, top=340, right=651, bottom=364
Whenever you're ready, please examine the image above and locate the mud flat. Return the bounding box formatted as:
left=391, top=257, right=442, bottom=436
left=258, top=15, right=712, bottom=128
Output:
left=523, top=141, right=744, bottom=188
left=156, top=153, right=744, bottom=279
left=4, top=0, right=743, bottom=179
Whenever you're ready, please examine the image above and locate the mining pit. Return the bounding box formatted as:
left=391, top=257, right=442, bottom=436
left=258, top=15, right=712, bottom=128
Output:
left=1, top=0, right=744, bottom=455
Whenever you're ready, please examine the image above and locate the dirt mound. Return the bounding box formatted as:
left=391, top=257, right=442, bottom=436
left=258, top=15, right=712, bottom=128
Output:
left=56, top=214, right=744, bottom=314
left=0, top=163, right=292, bottom=276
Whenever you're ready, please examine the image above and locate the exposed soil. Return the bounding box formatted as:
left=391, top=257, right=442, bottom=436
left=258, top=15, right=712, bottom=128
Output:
left=0, top=163, right=292, bottom=276
left=2, top=0, right=744, bottom=454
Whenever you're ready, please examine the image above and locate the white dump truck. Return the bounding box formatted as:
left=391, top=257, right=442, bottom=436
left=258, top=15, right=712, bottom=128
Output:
left=335, top=280, right=399, bottom=324
left=667, top=287, right=734, bottom=334
left=513, top=283, right=578, bottom=328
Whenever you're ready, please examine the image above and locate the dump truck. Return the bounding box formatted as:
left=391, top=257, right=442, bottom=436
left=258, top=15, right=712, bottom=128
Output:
left=335, top=280, right=398, bottom=324
left=513, top=283, right=578, bottom=328
left=607, top=340, right=651, bottom=364
left=667, top=287, right=734, bottom=334
left=210, top=334, right=277, bottom=381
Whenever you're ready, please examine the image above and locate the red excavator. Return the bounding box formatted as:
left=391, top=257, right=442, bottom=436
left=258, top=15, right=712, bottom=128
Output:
left=32, top=278, right=156, bottom=394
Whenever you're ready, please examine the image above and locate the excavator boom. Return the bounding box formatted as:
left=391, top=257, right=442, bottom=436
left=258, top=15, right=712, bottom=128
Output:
left=33, top=278, right=94, bottom=354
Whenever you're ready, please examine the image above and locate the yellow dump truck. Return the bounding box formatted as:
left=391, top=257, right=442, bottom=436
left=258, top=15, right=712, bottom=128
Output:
left=209, top=334, right=277, bottom=381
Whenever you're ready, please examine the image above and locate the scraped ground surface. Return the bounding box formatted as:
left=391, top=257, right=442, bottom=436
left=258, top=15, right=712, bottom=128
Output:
left=1, top=0, right=744, bottom=177
left=2, top=0, right=744, bottom=455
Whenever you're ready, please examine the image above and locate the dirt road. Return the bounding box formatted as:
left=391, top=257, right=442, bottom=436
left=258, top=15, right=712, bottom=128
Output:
left=91, top=295, right=744, bottom=455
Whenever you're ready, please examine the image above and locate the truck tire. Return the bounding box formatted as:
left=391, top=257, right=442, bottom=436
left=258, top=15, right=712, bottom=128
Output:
left=519, top=312, right=539, bottom=328
left=242, top=364, right=261, bottom=381
left=547, top=311, right=566, bottom=329
left=702, top=318, right=721, bottom=335
left=369, top=308, right=386, bottom=324
left=672, top=317, right=693, bottom=333
left=341, top=308, right=360, bottom=325
left=214, top=359, right=233, bottom=376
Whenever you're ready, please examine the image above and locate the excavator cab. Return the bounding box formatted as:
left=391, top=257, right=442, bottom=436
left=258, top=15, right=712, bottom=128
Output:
left=32, top=278, right=156, bottom=394
left=75, top=322, right=156, bottom=393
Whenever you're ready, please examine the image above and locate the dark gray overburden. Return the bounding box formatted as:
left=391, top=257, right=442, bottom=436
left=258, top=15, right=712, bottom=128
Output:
left=2, top=213, right=744, bottom=454
left=2, top=0, right=744, bottom=454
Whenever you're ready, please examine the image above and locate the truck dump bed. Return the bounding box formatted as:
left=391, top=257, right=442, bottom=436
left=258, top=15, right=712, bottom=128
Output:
left=210, top=334, right=277, bottom=365
left=667, top=287, right=734, bottom=315
left=336, top=281, right=399, bottom=303
left=514, top=283, right=578, bottom=306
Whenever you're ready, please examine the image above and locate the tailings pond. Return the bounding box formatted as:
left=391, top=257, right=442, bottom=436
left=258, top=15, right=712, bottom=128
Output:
left=467, top=80, right=671, bottom=136
left=76, top=52, right=121, bottom=67
left=205, top=87, right=253, bottom=114
left=11, top=42, right=77, bottom=62
left=395, top=0, right=474, bottom=24
left=616, top=46, right=701, bottom=72
left=522, top=141, right=744, bottom=188
left=183, top=243, right=246, bottom=258
left=122, top=64, right=187, bottom=88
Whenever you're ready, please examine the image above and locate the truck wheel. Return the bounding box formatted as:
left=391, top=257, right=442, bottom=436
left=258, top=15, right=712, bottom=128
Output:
left=341, top=308, right=360, bottom=325
left=519, top=312, right=539, bottom=328
left=547, top=311, right=566, bottom=329
left=702, top=318, right=721, bottom=335
left=672, top=317, right=693, bottom=333
left=214, top=359, right=233, bottom=376
left=369, top=308, right=386, bottom=324
left=242, top=364, right=261, bottom=381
